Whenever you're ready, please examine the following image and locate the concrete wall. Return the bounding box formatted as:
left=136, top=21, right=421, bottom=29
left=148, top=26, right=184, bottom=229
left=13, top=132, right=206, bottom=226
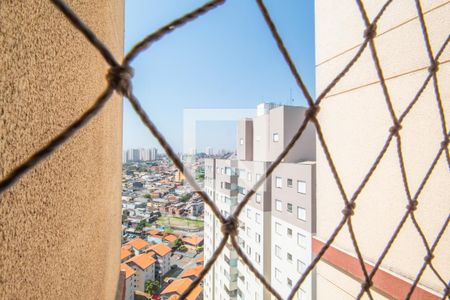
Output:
left=237, top=119, right=253, bottom=161
left=271, top=162, right=316, bottom=233
left=0, top=1, right=124, bottom=299
left=315, top=0, right=449, bottom=297
left=253, top=114, right=270, bottom=162
left=269, top=106, right=316, bottom=163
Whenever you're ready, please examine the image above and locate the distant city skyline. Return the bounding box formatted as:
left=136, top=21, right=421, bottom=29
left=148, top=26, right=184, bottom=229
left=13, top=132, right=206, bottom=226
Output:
left=123, top=0, right=315, bottom=153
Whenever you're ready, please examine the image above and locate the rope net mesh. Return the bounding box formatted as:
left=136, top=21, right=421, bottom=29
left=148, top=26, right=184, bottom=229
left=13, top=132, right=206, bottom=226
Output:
left=0, top=0, right=448, bottom=299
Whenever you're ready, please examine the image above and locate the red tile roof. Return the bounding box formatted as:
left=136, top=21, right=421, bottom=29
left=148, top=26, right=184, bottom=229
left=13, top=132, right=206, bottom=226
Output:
left=126, top=253, right=156, bottom=270
left=148, top=243, right=172, bottom=257
left=164, top=234, right=178, bottom=242
left=182, top=235, right=203, bottom=246
left=126, top=238, right=150, bottom=250
left=181, top=266, right=203, bottom=279
left=161, top=278, right=202, bottom=300
left=120, top=263, right=135, bottom=279
left=121, top=247, right=132, bottom=260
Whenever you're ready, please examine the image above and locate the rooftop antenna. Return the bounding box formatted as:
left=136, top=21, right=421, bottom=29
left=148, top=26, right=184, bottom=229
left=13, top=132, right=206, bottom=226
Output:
left=290, top=88, right=294, bottom=104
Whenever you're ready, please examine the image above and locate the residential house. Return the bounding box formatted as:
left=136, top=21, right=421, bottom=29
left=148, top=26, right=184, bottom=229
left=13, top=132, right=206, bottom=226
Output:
left=121, top=246, right=133, bottom=263
left=125, top=238, right=150, bottom=255
left=160, top=278, right=202, bottom=300
left=121, top=263, right=136, bottom=300
left=182, top=235, right=203, bottom=251
left=126, top=253, right=156, bottom=292
left=181, top=266, right=204, bottom=281
left=147, top=243, right=172, bottom=279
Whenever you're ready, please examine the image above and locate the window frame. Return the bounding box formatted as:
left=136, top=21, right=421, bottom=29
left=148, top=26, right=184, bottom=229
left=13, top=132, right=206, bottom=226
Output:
left=275, top=176, right=282, bottom=188
left=275, top=199, right=282, bottom=211
left=297, top=206, right=306, bottom=221
left=287, top=203, right=293, bottom=213
left=272, top=133, right=279, bottom=142
left=297, top=180, right=306, bottom=194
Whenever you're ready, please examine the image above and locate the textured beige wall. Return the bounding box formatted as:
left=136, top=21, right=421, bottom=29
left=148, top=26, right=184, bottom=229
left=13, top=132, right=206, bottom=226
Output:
left=315, top=0, right=449, bottom=297
left=0, top=0, right=124, bottom=299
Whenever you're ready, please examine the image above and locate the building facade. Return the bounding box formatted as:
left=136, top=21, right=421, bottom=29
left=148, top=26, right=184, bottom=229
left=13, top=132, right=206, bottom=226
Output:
left=314, top=1, right=449, bottom=299
left=204, top=104, right=317, bottom=300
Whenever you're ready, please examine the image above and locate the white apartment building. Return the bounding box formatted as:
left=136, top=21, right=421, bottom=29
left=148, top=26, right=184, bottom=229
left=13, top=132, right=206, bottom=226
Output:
left=125, top=148, right=158, bottom=162
left=125, top=252, right=156, bottom=292
left=204, top=159, right=240, bottom=300
left=204, top=104, right=316, bottom=300
left=147, top=243, right=172, bottom=280
left=121, top=263, right=137, bottom=300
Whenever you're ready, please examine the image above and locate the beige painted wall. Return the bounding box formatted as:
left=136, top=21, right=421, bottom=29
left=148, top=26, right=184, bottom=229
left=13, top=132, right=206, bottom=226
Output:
left=316, top=0, right=449, bottom=297
left=0, top=1, right=124, bottom=299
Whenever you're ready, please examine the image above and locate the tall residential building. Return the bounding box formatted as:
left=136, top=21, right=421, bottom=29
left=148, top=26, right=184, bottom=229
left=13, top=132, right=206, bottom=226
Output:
left=206, top=147, right=214, bottom=156
left=125, top=148, right=158, bottom=162
left=150, top=148, right=158, bottom=161
left=204, top=104, right=316, bottom=300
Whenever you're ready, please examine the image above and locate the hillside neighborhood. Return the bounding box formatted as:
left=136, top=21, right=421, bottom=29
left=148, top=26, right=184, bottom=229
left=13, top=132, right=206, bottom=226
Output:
left=120, top=158, right=206, bottom=299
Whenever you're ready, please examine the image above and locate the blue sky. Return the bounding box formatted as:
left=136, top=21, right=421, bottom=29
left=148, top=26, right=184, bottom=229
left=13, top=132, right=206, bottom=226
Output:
left=123, top=0, right=315, bottom=153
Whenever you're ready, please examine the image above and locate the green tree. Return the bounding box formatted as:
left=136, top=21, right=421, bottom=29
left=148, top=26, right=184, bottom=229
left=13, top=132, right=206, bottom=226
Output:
left=143, top=193, right=151, bottom=199
left=179, top=193, right=192, bottom=203
left=135, top=219, right=146, bottom=232
left=178, top=245, right=188, bottom=252
left=173, top=238, right=183, bottom=249
left=144, top=280, right=160, bottom=295
left=195, top=246, right=204, bottom=253
left=196, top=167, right=205, bottom=181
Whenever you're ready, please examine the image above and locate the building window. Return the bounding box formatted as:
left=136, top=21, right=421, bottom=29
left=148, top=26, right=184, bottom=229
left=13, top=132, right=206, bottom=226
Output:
left=275, top=268, right=281, bottom=282
left=275, top=199, right=282, bottom=211
left=297, top=260, right=306, bottom=273
left=247, top=227, right=252, bottom=238
left=275, top=222, right=282, bottom=235
left=255, top=233, right=261, bottom=243
left=287, top=178, right=293, bottom=187
left=240, top=138, right=244, bottom=145
left=297, top=180, right=306, bottom=194
left=287, top=203, right=293, bottom=213
left=247, top=173, right=252, bottom=181
left=255, top=213, right=261, bottom=224
left=297, top=233, right=306, bottom=248
left=297, top=207, right=306, bottom=221
left=287, top=228, right=293, bottom=237
left=287, top=253, right=293, bottom=262
left=247, top=208, right=251, bottom=219
left=275, top=176, right=282, bottom=188
left=256, top=173, right=261, bottom=181
left=273, top=133, right=279, bottom=142
left=247, top=246, right=252, bottom=256
left=255, top=252, right=261, bottom=264
left=287, top=278, right=293, bottom=288
left=275, top=245, right=281, bottom=258
left=255, top=193, right=261, bottom=204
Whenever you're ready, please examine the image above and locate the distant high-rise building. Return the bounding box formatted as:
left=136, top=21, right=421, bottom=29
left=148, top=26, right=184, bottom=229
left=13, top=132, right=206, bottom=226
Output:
left=206, top=147, right=214, bottom=156
left=203, top=104, right=316, bottom=300
left=124, top=148, right=157, bottom=162
left=150, top=148, right=157, bottom=161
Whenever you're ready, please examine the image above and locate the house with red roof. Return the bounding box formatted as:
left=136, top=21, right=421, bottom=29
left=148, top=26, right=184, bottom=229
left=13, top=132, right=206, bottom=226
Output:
left=125, top=238, right=150, bottom=255
left=147, top=243, right=172, bottom=278
left=126, top=253, right=156, bottom=292
left=160, top=278, right=202, bottom=300
left=181, top=235, right=203, bottom=250
left=121, top=246, right=133, bottom=263
left=121, top=263, right=137, bottom=300
left=181, top=266, right=204, bottom=281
